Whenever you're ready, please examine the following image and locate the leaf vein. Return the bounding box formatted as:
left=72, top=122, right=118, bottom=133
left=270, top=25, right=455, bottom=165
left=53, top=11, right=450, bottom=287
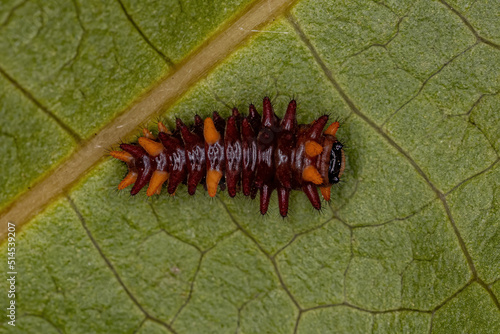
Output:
left=66, top=195, right=178, bottom=334
left=0, top=66, right=82, bottom=143
left=115, top=0, right=175, bottom=67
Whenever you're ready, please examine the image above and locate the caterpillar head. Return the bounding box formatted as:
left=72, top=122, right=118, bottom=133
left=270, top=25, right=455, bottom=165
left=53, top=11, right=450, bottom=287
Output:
left=328, top=141, right=345, bottom=184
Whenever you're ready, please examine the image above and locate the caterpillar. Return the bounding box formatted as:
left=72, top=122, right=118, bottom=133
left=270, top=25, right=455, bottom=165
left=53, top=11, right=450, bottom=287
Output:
left=110, top=97, right=345, bottom=217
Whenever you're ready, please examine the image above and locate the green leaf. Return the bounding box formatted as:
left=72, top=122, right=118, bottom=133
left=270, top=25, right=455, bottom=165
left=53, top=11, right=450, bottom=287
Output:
left=1, top=0, right=500, bottom=333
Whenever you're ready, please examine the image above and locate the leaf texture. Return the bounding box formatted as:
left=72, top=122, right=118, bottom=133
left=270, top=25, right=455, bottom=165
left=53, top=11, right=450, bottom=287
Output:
left=1, top=0, right=500, bottom=332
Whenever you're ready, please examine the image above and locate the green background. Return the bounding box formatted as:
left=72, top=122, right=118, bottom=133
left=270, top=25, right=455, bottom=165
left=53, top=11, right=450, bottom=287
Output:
left=1, top=0, right=500, bottom=332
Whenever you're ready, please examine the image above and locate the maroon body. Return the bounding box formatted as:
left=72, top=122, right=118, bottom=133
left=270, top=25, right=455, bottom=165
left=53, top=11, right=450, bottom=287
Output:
left=113, top=97, right=345, bottom=217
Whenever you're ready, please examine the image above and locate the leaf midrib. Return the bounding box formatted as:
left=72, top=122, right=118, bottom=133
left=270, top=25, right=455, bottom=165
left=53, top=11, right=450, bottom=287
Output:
left=0, top=0, right=298, bottom=242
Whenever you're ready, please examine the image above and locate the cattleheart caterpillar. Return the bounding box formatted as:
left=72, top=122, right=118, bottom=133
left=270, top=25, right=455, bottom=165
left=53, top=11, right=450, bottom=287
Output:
left=111, top=97, right=345, bottom=217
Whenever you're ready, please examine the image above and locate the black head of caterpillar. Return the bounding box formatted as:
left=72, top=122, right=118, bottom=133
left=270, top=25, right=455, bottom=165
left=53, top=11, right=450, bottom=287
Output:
left=111, top=97, right=345, bottom=217
left=328, top=142, right=344, bottom=184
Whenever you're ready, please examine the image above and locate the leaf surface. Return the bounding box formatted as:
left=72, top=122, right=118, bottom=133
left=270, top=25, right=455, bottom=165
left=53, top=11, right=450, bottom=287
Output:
left=1, top=0, right=500, bottom=332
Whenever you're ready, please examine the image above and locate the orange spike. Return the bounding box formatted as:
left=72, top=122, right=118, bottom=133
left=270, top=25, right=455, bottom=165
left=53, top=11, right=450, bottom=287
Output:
left=206, top=169, right=223, bottom=197
left=118, top=172, right=138, bottom=190
left=305, top=141, right=323, bottom=157
left=110, top=150, right=133, bottom=163
left=204, top=117, right=220, bottom=145
left=320, top=186, right=331, bottom=201
left=142, top=128, right=155, bottom=139
left=325, top=121, right=340, bottom=136
left=158, top=122, right=171, bottom=134
left=138, top=137, right=164, bottom=157
left=146, top=171, right=169, bottom=196
left=302, top=166, right=323, bottom=185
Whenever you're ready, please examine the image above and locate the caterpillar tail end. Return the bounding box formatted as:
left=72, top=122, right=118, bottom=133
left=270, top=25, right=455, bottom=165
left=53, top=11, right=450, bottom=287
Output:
left=110, top=150, right=133, bottom=163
